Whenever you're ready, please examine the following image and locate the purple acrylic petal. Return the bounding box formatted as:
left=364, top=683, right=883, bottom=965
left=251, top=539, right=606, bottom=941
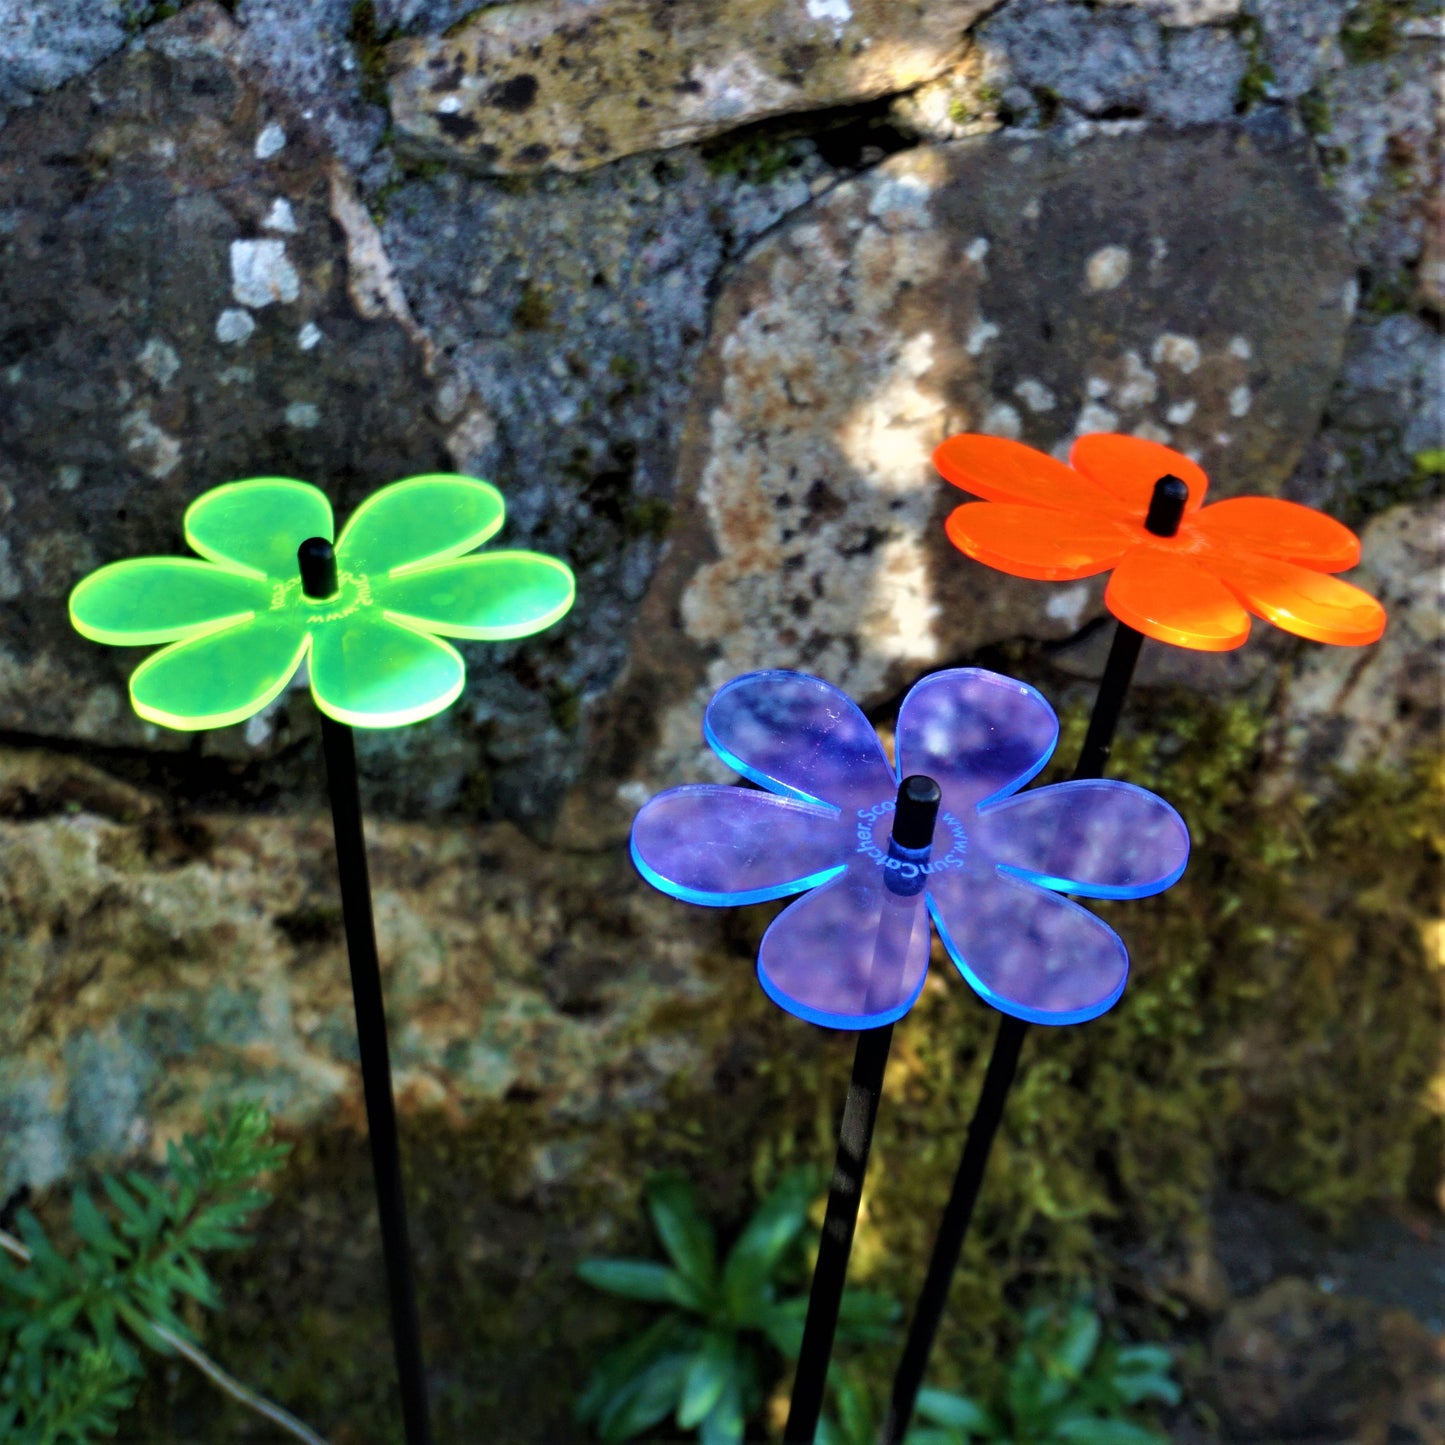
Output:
left=896, top=669, right=1059, bottom=813
left=926, top=864, right=1128, bottom=1025
left=975, top=780, right=1190, bottom=899
left=704, top=671, right=895, bottom=809
left=631, top=785, right=848, bottom=907
left=757, top=868, right=932, bottom=1030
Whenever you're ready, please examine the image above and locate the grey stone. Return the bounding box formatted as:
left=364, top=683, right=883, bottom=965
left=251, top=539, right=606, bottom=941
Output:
left=0, top=788, right=732, bottom=1185
left=0, top=0, right=135, bottom=122
left=0, top=1062, right=70, bottom=1200
left=981, top=2, right=1162, bottom=118
left=1245, top=0, right=1349, bottom=100
left=375, top=146, right=829, bottom=822
left=983, top=0, right=1251, bottom=127
left=569, top=124, right=1355, bottom=841
left=1303, top=22, right=1439, bottom=278
left=1097, top=0, right=1241, bottom=22
left=234, top=0, right=388, bottom=170
left=386, top=0, right=994, bottom=174
left=1288, top=313, right=1445, bottom=518
left=1270, top=498, right=1442, bottom=780
left=1155, top=26, right=1249, bottom=126
left=63, top=1028, right=152, bottom=1163
left=375, top=0, right=488, bottom=33
left=0, top=4, right=451, bottom=757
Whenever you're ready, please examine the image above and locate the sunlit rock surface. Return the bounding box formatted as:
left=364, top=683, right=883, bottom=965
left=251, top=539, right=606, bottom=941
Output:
left=1272, top=498, right=1443, bottom=777
left=578, top=122, right=1354, bottom=835
left=387, top=0, right=993, bottom=172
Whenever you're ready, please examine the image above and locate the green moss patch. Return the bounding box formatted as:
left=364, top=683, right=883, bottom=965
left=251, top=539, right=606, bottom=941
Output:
left=116, top=696, right=1442, bottom=1440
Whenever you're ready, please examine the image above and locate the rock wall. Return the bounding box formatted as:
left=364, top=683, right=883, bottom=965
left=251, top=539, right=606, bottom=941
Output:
left=0, top=0, right=1440, bottom=1440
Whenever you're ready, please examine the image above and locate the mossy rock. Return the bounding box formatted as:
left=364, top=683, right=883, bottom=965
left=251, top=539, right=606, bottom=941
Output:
left=118, top=693, right=1442, bottom=1441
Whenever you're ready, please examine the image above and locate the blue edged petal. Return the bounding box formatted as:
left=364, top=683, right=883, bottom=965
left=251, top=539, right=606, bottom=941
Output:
left=703, top=671, right=894, bottom=809
left=757, top=868, right=932, bottom=1030
left=896, top=669, right=1059, bottom=813
left=975, top=780, right=1190, bottom=899
left=631, top=785, right=848, bottom=907
left=927, top=864, right=1128, bottom=1025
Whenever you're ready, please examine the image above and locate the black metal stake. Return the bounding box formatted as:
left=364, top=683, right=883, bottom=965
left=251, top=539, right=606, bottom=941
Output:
left=784, top=776, right=942, bottom=1445
left=300, top=539, right=433, bottom=1445
left=880, top=476, right=1190, bottom=1445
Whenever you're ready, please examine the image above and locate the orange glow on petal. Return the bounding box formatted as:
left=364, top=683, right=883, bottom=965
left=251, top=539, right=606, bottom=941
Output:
left=1104, top=546, right=1250, bottom=651
left=1213, top=551, right=1387, bottom=646
left=1192, top=496, right=1362, bottom=572
left=1071, top=434, right=1209, bottom=517
left=935, top=434, right=1126, bottom=515
left=944, top=502, right=1135, bottom=581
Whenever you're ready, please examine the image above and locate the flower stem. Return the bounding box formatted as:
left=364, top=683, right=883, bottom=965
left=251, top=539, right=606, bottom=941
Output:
left=301, top=535, right=432, bottom=1445
left=784, top=1022, right=894, bottom=1444
left=318, top=712, right=433, bottom=1445
left=879, top=1014, right=1026, bottom=1445
left=882, top=479, right=1183, bottom=1443
left=785, top=776, right=939, bottom=1443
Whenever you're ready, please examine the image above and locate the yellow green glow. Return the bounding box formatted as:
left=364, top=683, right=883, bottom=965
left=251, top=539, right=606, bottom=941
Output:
left=69, top=473, right=576, bottom=731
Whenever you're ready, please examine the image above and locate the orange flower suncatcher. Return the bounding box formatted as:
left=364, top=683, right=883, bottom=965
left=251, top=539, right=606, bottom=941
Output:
left=937, top=433, right=1386, bottom=651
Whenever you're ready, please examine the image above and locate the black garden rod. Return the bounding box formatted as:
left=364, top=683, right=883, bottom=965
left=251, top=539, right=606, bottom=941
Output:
left=301, top=538, right=434, bottom=1445
left=785, top=775, right=942, bottom=1443
left=880, top=475, right=1189, bottom=1445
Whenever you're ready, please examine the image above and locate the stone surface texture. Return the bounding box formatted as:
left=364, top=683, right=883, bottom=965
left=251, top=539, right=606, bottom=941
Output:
left=0, top=5, right=451, bottom=759
left=1271, top=498, right=1442, bottom=777
left=980, top=1, right=1246, bottom=125
left=373, top=147, right=831, bottom=821
left=0, top=0, right=138, bottom=121
left=233, top=0, right=389, bottom=170
left=576, top=122, right=1355, bottom=835
left=386, top=0, right=993, bottom=172
left=0, top=746, right=714, bottom=1202
left=0, top=0, right=1440, bottom=1437
left=1206, top=1277, right=1445, bottom=1442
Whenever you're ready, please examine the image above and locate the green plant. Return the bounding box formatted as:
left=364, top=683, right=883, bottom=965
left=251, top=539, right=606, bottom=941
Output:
left=817, top=1369, right=998, bottom=1445
left=0, top=1105, right=315, bottom=1444
left=1339, top=0, right=1409, bottom=63
left=576, top=1169, right=898, bottom=1444
left=901, top=1298, right=1179, bottom=1444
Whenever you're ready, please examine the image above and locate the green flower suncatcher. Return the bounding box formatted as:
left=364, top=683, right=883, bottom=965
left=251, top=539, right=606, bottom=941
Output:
left=68, top=470, right=576, bottom=1445
left=69, top=473, right=576, bottom=730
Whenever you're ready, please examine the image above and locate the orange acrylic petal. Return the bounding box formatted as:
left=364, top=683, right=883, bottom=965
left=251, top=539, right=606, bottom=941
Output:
left=1192, top=496, right=1361, bottom=572
left=1104, top=545, right=1251, bottom=651
left=934, top=434, right=1126, bottom=515
left=1071, top=433, right=1209, bottom=518
left=944, top=503, right=1135, bottom=581
left=1213, top=551, right=1387, bottom=646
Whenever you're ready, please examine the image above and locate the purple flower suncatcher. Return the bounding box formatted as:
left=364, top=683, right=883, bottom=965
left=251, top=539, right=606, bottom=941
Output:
left=631, top=669, right=1189, bottom=1030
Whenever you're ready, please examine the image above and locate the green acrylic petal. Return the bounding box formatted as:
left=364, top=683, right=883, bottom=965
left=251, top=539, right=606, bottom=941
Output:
left=129, top=615, right=309, bottom=731
left=184, top=478, right=333, bottom=580
left=309, top=615, right=465, bottom=728
left=70, top=558, right=267, bottom=646
left=335, top=475, right=504, bottom=577
left=377, top=551, right=576, bottom=640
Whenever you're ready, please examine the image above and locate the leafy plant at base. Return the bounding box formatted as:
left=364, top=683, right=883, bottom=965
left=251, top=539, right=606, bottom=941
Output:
left=920, top=1297, right=1177, bottom=1444
left=576, top=1169, right=898, bottom=1444
left=816, top=1370, right=992, bottom=1445
left=0, top=1105, right=290, bottom=1443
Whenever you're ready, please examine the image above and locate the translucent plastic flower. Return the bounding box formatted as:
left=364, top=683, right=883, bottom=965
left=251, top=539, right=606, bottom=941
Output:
left=937, top=432, right=1386, bottom=651
left=69, top=474, right=575, bottom=730
left=631, top=669, right=1190, bottom=1030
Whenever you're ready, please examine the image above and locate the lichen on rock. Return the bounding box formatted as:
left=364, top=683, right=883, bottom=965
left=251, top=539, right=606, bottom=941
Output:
left=386, top=0, right=995, bottom=173
left=578, top=122, right=1355, bottom=839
